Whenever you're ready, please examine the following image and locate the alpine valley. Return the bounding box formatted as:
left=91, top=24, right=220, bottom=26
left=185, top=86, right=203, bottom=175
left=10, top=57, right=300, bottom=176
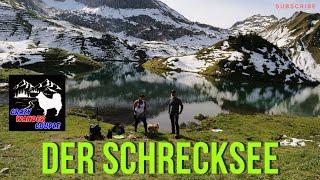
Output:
left=0, top=0, right=319, bottom=85
left=1, top=2, right=320, bottom=179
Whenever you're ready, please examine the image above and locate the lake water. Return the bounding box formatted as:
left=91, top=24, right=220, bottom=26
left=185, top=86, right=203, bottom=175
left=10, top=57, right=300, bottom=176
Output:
left=65, top=62, right=320, bottom=132
left=0, top=63, right=319, bottom=132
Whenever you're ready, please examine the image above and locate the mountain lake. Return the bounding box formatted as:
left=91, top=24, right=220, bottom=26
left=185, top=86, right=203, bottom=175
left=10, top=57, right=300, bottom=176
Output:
left=1, top=62, right=319, bottom=132
left=66, top=62, right=320, bottom=132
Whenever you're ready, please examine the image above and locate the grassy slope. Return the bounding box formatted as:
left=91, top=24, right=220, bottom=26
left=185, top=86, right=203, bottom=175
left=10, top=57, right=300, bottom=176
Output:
left=143, top=49, right=228, bottom=77
left=143, top=58, right=171, bottom=71
left=1, top=106, right=320, bottom=179
left=21, top=48, right=103, bottom=74
left=0, top=68, right=38, bottom=82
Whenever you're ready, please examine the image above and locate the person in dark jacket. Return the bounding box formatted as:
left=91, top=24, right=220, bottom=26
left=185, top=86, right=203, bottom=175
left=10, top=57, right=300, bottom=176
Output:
left=168, top=90, right=183, bottom=138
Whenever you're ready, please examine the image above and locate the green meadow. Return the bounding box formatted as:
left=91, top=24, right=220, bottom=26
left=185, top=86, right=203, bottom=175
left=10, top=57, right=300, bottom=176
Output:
left=1, top=106, right=320, bottom=179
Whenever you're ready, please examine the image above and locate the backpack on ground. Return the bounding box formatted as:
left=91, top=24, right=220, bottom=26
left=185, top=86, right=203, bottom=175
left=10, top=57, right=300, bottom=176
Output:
left=85, top=124, right=104, bottom=141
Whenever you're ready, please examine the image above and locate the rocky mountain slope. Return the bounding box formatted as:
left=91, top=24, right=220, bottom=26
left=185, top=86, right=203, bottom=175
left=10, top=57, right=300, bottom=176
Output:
left=0, top=0, right=146, bottom=72
left=261, top=12, right=320, bottom=80
left=0, top=0, right=319, bottom=85
left=230, top=14, right=278, bottom=35
left=29, top=0, right=227, bottom=49
left=144, top=34, right=316, bottom=84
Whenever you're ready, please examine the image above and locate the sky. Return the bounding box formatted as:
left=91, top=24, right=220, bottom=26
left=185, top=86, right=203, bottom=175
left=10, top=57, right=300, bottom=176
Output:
left=160, top=0, right=320, bottom=28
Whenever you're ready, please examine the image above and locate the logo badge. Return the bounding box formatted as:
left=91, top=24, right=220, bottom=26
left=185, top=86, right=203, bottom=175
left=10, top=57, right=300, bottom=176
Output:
left=9, top=75, right=65, bottom=131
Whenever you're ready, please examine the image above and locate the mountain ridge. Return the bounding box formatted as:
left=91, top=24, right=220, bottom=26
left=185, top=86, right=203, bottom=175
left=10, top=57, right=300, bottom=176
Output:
left=261, top=11, right=320, bottom=80
left=0, top=0, right=147, bottom=71
left=230, top=14, right=278, bottom=35
left=28, top=0, right=227, bottom=48
left=0, top=0, right=319, bottom=84
left=144, top=34, right=316, bottom=84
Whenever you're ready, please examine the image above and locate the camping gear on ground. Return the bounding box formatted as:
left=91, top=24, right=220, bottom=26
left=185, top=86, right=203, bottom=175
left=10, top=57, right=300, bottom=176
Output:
left=106, top=124, right=125, bottom=139
left=85, top=124, right=104, bottom=141
left=113, top=135, right=125, bottom=139
left=147, top=123, right=159, bottom=133
left=107, top=129, right=112, bottom=139
left=112, top=124, right=125, bottom=135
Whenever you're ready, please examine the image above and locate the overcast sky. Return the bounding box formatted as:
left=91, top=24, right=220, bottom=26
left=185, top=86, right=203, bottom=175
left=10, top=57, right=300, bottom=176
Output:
left=160, top=0, right=319, bottom=28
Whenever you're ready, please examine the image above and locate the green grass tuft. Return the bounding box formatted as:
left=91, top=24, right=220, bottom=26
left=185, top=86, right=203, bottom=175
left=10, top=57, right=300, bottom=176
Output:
left=0, top=68, right=38, bottom=82
left=143, top=58, right=171, bottom=71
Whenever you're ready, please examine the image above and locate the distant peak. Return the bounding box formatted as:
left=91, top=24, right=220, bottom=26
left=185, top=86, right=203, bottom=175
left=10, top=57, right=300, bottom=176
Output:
left=248, top=14, right=278, bottom=20
left=71, top=0, right=159, bottom=9
left=230, top=14, right=278, bottom=35
left=292, top=11, right=310, bottom=18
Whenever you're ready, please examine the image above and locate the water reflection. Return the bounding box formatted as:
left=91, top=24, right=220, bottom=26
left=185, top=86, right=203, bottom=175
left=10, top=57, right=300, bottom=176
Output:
left=65, top=62, right=320, bottom=131
left=268, top=85, right=320, bottom=116
left=0, top=92, right=8, bottom=105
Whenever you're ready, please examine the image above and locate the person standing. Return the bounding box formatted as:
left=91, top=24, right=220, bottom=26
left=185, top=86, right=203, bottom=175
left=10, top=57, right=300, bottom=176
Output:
left=168, top=90, right=183, bottom=138
left=133, top=94, right=147, bottom=133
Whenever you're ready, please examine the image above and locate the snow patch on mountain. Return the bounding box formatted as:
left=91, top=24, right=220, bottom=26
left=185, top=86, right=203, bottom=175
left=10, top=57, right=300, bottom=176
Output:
left=151, top=43, right=242, bottom=73
left=166, top=55, right=212, bottom=73
left=0, top=1, right=144, bottom=67
left=38, top=0, right=227, bottom=50
left=0, top=40, right=45, bottom=65
left=261, top=12, right=320, bottom=81
left=292, top=45, right=320, bottom=80
left=138, top=41, right=196, bottom=58
left=41, top=0, right=213, bottom=31
left=306, top=20, right=319, bottom=35
left=230, top=14, right=278, bottom=35
left=167, top=33, right=224, bottom=50
left=145, top=35, right=316, bottom=84
left=41, top=0, right=85, bottom=10
left=262, top=27, right=297, bottom=47
left=59, top=55, right=77, bottom=65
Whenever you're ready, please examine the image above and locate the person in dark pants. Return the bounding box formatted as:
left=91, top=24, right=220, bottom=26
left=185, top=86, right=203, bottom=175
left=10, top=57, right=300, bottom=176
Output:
left=168, top=90, right=183, bottom=138
left=133, top=94, right=147, bottom=133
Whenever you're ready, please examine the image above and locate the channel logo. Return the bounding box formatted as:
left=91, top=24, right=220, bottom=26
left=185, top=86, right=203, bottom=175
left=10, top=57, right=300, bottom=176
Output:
left=9, top=75, right=65, bottom=131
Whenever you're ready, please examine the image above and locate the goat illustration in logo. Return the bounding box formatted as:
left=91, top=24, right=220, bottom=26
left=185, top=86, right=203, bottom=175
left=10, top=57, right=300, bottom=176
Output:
left=36, top=92, right=62, bottom=116
left=9, top=75, right=65, bottom=131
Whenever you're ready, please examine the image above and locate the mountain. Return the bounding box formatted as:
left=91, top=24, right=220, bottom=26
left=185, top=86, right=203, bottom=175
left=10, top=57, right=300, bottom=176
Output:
left=144, top=34, right=316, bottom=84
left=1, top=0, right=319, bottom=85
left=137, top=41, right=200, bottom=58
left=261, top=12, right=320, bottom=80
left=0, top=0, right=146, bottom=70
left=230, top=14, right=278, bottom=35
left=27, top=0, right=227, bottom=49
